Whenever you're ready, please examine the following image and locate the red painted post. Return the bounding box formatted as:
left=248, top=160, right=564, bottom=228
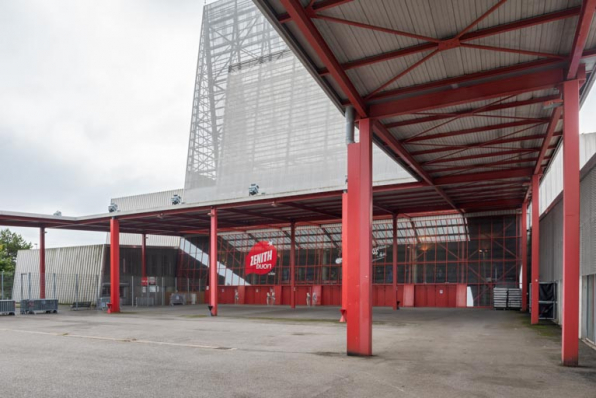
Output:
left=521, top=203, right=528, bottom=311
left=141, top=233, right=147, bottom=279
left=346, top=118, right=373, bottom=356
left=531, top=175, right=540, bottom=324
left=110, top=218, right=120, bottom=313
left=210, top=208, right=218, bottom=316
left=39, top=227, right=45, bottom=299
left=562, top=79, right=580, bottom=366
left=392, top=215, right=398, bottom=310
left=290, top=222, right=296, bottom=309
left=341, top=192, right=348, bottom=319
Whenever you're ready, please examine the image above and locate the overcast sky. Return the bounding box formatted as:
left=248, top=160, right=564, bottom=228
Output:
left=0, top=0, right=204, bottom=247
left=1, top=1, right=596, bottom=248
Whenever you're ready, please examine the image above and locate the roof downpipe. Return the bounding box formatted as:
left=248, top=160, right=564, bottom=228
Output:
left=345, top=106, right=355, bottom=144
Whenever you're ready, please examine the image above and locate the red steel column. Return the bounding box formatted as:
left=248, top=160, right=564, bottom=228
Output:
left=562, top=79, right=581, bottom=366
left=521, top=203, right=528, bottom=311
left=110, top=218, right=120, bottom=313
left=392, top=215, right=398, bottom=310
left=141, top=233, right=147, bottom=279
left=341, top=192, right=348, bottom=316
left=39, top=227, right=45, bottom=299
left=531, top=175, right=540, bottom=324
left=290, top=222, right=296, bottom=309
left=210, top=208, right=218, bottom=316
left=346, top=117, right=373, bottom=356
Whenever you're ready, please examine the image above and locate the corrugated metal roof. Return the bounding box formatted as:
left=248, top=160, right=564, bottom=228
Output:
left=255, top=0, right=596, bottom=212
left=13, top=245, right=105, bottom=303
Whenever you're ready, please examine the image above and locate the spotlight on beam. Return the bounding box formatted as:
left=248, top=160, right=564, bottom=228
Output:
left=108, top=203, right=119, bottom=213
left=53, top=211, right=62, bottom=216
left=171, top=194, right=182, bottom=205
left=249, top=183, right=259, bottom=196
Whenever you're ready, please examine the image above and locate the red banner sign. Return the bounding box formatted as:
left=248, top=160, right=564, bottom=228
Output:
left=245, top=241, right=277, bottom=275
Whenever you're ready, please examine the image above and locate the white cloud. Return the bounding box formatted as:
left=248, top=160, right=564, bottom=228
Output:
left=0, top=0, right=203, bottom=247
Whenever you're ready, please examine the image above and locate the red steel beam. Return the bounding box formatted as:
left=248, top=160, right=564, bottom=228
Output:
left=410, top=134, right=559, bottom=156
left=315, top=14, right=440, bottom=43
left=39, top=227, right=45, bottom=299
left=457, top=199, right=523, bottom=210
left=283, top=202, right=341, bottom=219
left=461, top=7, right=580, bottom=42
left=428, top=158, right=542, bottom=174
left=346, top=118, right=373, bottom=356
left=279, top=0, right=367, bottom=117
left=341, top=193, right=348, bottom=320
left=533, top=107, right=563, bottom=175
left=405, top=119, right=549, bottom=144
left=531, top=175, right=540, bottom=325
left=323, top=8, right=579, bottom=76
left=521, top=203, right=528, bottom=312
left=290, top=221, right=296, bottom=309
left=373, top=121, right=459, bottom=211
left=455, top=0, right=509, bottom=39
left=109, top=218, right=120, bottom=313
left=319, top=43, right=437, bottom=76
left=392, top=215, right=398, bottom=310
left=567, top=0, right=596, bottom=79
left=209, top=208, right=218, bottom=316
left=369, top=69, right=564, bottom=119
left=278, top=0, right=355, bottom=23
left=562, top=79, right=581, bottom=366
left=423, top=148, right=542, bottom=165
left=388, top=95, right=559, bottom=128
left=461, top=43, right=565, bottom=60
left=141, top=233, right=147, bottom=279
left=434, top=167, right=533, bottom=185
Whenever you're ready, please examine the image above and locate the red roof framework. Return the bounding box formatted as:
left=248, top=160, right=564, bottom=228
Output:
left=2, top=0, right=596, bottom=236
left=253, top=0, right=596, bottom=212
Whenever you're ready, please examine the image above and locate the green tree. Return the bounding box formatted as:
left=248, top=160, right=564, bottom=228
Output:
left=0, top=229, right=32, bottom=273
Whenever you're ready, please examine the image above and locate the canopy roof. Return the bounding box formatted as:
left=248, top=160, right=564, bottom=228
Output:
left=0, top=182, right=516, bottom=236
left=3, top=0, right=596, bottom=236
left=253, top=0, right=596, bottom=211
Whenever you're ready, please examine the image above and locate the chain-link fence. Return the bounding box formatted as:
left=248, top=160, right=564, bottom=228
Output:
left=106, top=275, right=206, bottom=307
left=8, top=272, right=206, bottom=308
left=1, top=271, right=14, bottom=300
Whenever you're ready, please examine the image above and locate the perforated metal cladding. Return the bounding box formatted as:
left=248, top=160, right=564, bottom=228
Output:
left=184, top=0, right=413, bottom=204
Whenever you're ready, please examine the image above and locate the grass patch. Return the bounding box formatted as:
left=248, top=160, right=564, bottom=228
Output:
left=517, top=314, right=560, bottom=338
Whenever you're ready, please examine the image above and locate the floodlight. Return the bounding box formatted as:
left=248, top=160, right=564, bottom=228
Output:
left=108, top=203, right=119, bottom=213
left=53, top=211, right=62, bottom=216
left=249, top=183, right=259, bottom=196
left=171, top=194, right=182, bottom=205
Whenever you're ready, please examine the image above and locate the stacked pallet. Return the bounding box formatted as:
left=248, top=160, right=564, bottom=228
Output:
left=493, top=288, right=522, bottom=310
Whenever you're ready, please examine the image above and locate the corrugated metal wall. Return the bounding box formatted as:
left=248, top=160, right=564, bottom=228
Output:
left=580, top=161, right=596, bottom=276
left=539, top=202, right=563, bottom=282
left=13, top=245, right=105, bottom=303
left=107, top=189, right=182, bottom=247
left=539, top=153, right=596, bottom=282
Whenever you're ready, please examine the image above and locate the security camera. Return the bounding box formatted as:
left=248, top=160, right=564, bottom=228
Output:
left=249, top=183, right=259, bottom=196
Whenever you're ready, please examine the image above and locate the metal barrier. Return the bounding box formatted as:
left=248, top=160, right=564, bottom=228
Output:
left=20, top=299, right=58, bottom=315
left=0, top=300, right=16, bottom=315
left=170, top=293, right=185, bottom=305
